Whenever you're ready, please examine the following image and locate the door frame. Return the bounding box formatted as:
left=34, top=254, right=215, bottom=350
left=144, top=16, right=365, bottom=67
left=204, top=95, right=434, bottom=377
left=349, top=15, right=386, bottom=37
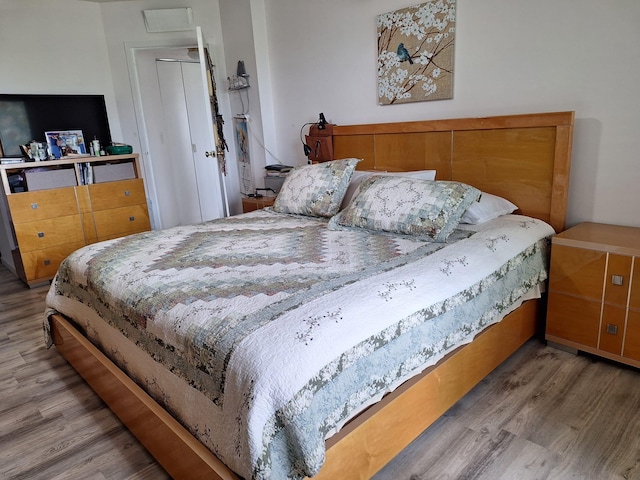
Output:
left=124, top=38, right=237, bottom=229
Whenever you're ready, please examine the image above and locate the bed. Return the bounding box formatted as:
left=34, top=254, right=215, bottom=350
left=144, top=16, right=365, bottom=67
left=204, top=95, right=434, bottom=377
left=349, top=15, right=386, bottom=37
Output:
left=45, top=111, right=574, bottom=480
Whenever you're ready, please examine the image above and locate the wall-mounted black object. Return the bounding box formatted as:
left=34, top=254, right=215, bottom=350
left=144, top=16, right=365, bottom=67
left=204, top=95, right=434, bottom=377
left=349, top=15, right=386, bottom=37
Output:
left=300, top=113, right=334, bottom=163
left=0, top=94, right=111, bottom=157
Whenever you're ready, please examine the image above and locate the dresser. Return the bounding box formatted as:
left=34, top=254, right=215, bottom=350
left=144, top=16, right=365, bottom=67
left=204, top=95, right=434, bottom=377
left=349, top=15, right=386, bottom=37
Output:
left=1, top=154, right=150, bottom=286
left=546, top=222, right=640, bottom=367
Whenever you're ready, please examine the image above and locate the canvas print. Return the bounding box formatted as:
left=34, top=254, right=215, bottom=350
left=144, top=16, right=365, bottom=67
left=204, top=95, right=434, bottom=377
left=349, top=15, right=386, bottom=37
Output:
left=377, top=0, right=456, bottom=105
left=45, top=130, right=88, bottom=158
left=234, top=116, right=253, bottom=195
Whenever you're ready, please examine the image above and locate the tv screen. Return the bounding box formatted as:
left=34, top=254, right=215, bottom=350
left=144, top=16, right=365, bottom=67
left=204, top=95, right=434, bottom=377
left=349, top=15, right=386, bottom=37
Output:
left=0, top=94, right=112, bottom=157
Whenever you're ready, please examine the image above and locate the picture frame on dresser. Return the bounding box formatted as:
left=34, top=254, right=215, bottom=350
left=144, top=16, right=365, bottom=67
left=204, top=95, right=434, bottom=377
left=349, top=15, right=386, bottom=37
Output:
left=45, top=130, right=88, bottom=159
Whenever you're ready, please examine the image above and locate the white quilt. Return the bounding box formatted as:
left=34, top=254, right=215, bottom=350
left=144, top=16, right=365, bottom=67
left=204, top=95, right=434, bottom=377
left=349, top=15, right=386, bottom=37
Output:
left=46, top=210, right=553, bottom=479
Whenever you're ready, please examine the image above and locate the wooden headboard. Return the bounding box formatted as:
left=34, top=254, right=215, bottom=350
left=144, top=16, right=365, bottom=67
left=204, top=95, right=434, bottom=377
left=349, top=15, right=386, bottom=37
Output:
left=331, top=111, right=574, bottom=233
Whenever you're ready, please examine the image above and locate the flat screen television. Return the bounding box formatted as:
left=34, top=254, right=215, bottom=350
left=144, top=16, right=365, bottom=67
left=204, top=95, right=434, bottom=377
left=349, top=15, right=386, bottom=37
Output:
left=0, top=94, right=112, bottom=157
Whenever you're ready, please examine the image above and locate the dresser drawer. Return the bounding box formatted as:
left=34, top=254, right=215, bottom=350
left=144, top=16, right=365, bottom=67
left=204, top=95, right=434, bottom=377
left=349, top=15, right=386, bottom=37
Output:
left=14, top=215, right=84, bottom=252
left=93, top=204, right=150, bottom=241
left=7, top=188, right=78, bottom=223
left=21, top=242, right=85, bottom=282
left=89, top=179, right=146, bottom=211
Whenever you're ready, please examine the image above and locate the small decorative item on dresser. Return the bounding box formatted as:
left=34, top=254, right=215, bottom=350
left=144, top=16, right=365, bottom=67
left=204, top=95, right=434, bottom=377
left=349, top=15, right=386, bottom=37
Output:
left=546, top=222, right=640, bottom=368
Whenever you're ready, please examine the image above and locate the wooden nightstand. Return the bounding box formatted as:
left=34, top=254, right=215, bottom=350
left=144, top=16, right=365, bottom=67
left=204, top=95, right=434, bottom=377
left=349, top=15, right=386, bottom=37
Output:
left=546, top=222, right=640, bottom=367
left=241, top=196, right=276, bottom=213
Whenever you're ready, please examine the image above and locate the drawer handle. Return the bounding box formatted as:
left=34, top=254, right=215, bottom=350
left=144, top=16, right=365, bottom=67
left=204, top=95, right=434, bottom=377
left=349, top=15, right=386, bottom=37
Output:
left=612, top=274, right=624, bottom=286
left=37, top=232, right=45, bottom=238
left=129, top=216, right=135, bottom=222
left=606, top=324, right=618, bottom=335
left=43, top=259, right=51, bottom=266
left=124, top=190, right=131, bottom=196
left=31, top=203, right=39, bottom=209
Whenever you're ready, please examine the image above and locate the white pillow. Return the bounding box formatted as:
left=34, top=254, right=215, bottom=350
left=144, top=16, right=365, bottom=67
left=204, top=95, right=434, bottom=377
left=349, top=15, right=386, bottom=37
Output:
left=461, top=192, right=518, bottom=224
left=340, top=169, right=436, bottom=209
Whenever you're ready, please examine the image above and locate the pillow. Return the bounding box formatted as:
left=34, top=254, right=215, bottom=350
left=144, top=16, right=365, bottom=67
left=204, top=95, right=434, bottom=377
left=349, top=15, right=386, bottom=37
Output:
left=461, top=192, right=518, bottom=224
left=272, top=158, right=361, bottom=217
left=329, top=177, right=481, bottom=242
left=340, top=169, right=436, bottom=209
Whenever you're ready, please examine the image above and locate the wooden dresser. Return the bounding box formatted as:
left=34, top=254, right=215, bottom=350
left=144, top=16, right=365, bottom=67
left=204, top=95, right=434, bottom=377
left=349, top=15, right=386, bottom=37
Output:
left=1, top=154, right=150, bottom=286
left=546, top=222, right=640, bottom=367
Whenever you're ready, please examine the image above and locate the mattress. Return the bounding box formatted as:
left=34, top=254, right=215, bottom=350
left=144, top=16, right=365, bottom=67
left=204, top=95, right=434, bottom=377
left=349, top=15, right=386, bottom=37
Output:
left=45, top=209, right=553, bottom=479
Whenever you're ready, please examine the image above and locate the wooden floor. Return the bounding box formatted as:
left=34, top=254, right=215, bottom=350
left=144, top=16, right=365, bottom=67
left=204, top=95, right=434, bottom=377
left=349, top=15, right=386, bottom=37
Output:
left=2, top=264, right=640, bottom=480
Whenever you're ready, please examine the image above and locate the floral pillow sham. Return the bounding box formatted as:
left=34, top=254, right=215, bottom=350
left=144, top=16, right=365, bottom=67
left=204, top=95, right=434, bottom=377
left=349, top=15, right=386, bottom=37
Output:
left=273, top=158, right=361, bottom=217
left=329, top=176, right=481, bottom=242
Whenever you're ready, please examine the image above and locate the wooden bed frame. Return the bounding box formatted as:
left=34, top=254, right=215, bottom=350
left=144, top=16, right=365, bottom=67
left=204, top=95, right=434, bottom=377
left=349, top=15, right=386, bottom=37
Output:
left=49, top=111, right=574, bottom=480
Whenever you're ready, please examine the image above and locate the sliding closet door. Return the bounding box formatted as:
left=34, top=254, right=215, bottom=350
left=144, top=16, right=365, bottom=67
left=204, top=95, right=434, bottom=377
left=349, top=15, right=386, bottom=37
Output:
left=156, top=60, right=225, bottom=226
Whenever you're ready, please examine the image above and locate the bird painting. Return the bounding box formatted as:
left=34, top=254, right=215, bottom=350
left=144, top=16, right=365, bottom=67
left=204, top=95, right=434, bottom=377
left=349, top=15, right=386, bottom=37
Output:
left=397, top=43, right=414, bottom=64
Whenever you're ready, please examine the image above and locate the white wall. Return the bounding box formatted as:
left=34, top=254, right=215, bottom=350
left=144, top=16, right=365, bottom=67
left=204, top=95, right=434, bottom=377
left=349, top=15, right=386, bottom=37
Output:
left=0, top=0, right=117, bottom=272
left=261, top=0, right=640, bottom=229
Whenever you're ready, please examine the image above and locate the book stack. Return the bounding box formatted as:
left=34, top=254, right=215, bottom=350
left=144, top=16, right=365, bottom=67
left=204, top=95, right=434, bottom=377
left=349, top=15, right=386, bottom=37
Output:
left=265, top=164, right=292, bottom=177
left=264, top=165, right=292, bottom=194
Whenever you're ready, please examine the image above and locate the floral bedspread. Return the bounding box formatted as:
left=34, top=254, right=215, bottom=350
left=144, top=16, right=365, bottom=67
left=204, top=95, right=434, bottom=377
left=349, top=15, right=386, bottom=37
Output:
left=45, top=210, right=553, bottom=479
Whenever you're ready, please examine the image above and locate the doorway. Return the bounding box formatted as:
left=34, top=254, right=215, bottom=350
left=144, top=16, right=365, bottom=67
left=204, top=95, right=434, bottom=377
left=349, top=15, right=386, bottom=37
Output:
left=127, top=42, right=239, bottom=230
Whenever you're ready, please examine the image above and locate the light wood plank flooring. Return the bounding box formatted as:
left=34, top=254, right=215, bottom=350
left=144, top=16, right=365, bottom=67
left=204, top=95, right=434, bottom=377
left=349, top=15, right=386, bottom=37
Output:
left=2, top=264, right=640, bottom=479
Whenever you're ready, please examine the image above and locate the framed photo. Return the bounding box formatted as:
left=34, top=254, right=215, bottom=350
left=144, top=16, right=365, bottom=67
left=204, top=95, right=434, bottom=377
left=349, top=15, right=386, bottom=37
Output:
left=45, top=130, right=88, bottom=159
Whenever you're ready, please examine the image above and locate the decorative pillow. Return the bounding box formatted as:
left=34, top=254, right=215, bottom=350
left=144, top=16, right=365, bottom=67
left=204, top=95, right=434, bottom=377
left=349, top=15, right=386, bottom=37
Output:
left=330, top=176, right=481, bottom=242
left=461, top=192, right=518, bottom=224
left=273, top=158, right=361, bottom=217
left=340, top=169, right=437, bottom=209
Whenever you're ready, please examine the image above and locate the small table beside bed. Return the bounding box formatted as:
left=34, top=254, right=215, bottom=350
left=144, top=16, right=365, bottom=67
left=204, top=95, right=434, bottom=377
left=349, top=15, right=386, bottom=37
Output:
left=45, top=111, right=574, bottom=480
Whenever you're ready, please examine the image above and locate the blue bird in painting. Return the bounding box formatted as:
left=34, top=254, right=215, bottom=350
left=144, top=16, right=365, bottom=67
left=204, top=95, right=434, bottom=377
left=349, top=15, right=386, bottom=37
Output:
left=397, top=43, right=414, bottom=64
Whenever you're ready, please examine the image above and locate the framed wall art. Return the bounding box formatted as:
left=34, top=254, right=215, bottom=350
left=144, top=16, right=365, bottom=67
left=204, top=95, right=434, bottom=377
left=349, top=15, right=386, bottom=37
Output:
left=377, top=0, right=456, bottom=105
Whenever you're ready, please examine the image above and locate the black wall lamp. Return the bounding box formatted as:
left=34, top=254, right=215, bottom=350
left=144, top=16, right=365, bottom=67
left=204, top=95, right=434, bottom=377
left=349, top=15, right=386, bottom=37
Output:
left=300, top=112, right=330, bottom=158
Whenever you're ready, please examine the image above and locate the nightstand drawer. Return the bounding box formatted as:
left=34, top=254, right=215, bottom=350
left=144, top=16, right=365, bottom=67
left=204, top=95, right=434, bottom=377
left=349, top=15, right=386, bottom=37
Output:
left=7, top=188, right=78, bottom=223
left=93, top=204, right=150, bottom=240
left=624, top=310, right=640, bottom=361
left=603, top=254, right=633, bottom=306
left=547, top=291, right=601, bottom=348
left=89, top=179, right=147, bottom=211
left=630, top=261, right=640, bottom=310
left=548, top=244, right=606, bottom=301
left=14, top=215, right=85, bottom=252
left=242, top=196, right=276, bottom=213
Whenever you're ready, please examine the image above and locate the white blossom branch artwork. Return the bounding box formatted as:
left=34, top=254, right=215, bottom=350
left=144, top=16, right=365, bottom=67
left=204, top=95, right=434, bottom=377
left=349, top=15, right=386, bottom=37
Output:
left=377, top=0, right=456, bottom=105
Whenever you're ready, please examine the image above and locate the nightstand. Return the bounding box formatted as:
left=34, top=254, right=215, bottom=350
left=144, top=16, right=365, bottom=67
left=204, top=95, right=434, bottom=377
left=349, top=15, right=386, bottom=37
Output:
left=241, top=196, right=276, bottom=213
left=546, top=222, right=640, bottom=367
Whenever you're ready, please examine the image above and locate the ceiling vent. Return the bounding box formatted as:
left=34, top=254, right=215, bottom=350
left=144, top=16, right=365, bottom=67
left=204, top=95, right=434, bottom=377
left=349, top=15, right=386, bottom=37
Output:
left=143, top=8, right=194, bottom=33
